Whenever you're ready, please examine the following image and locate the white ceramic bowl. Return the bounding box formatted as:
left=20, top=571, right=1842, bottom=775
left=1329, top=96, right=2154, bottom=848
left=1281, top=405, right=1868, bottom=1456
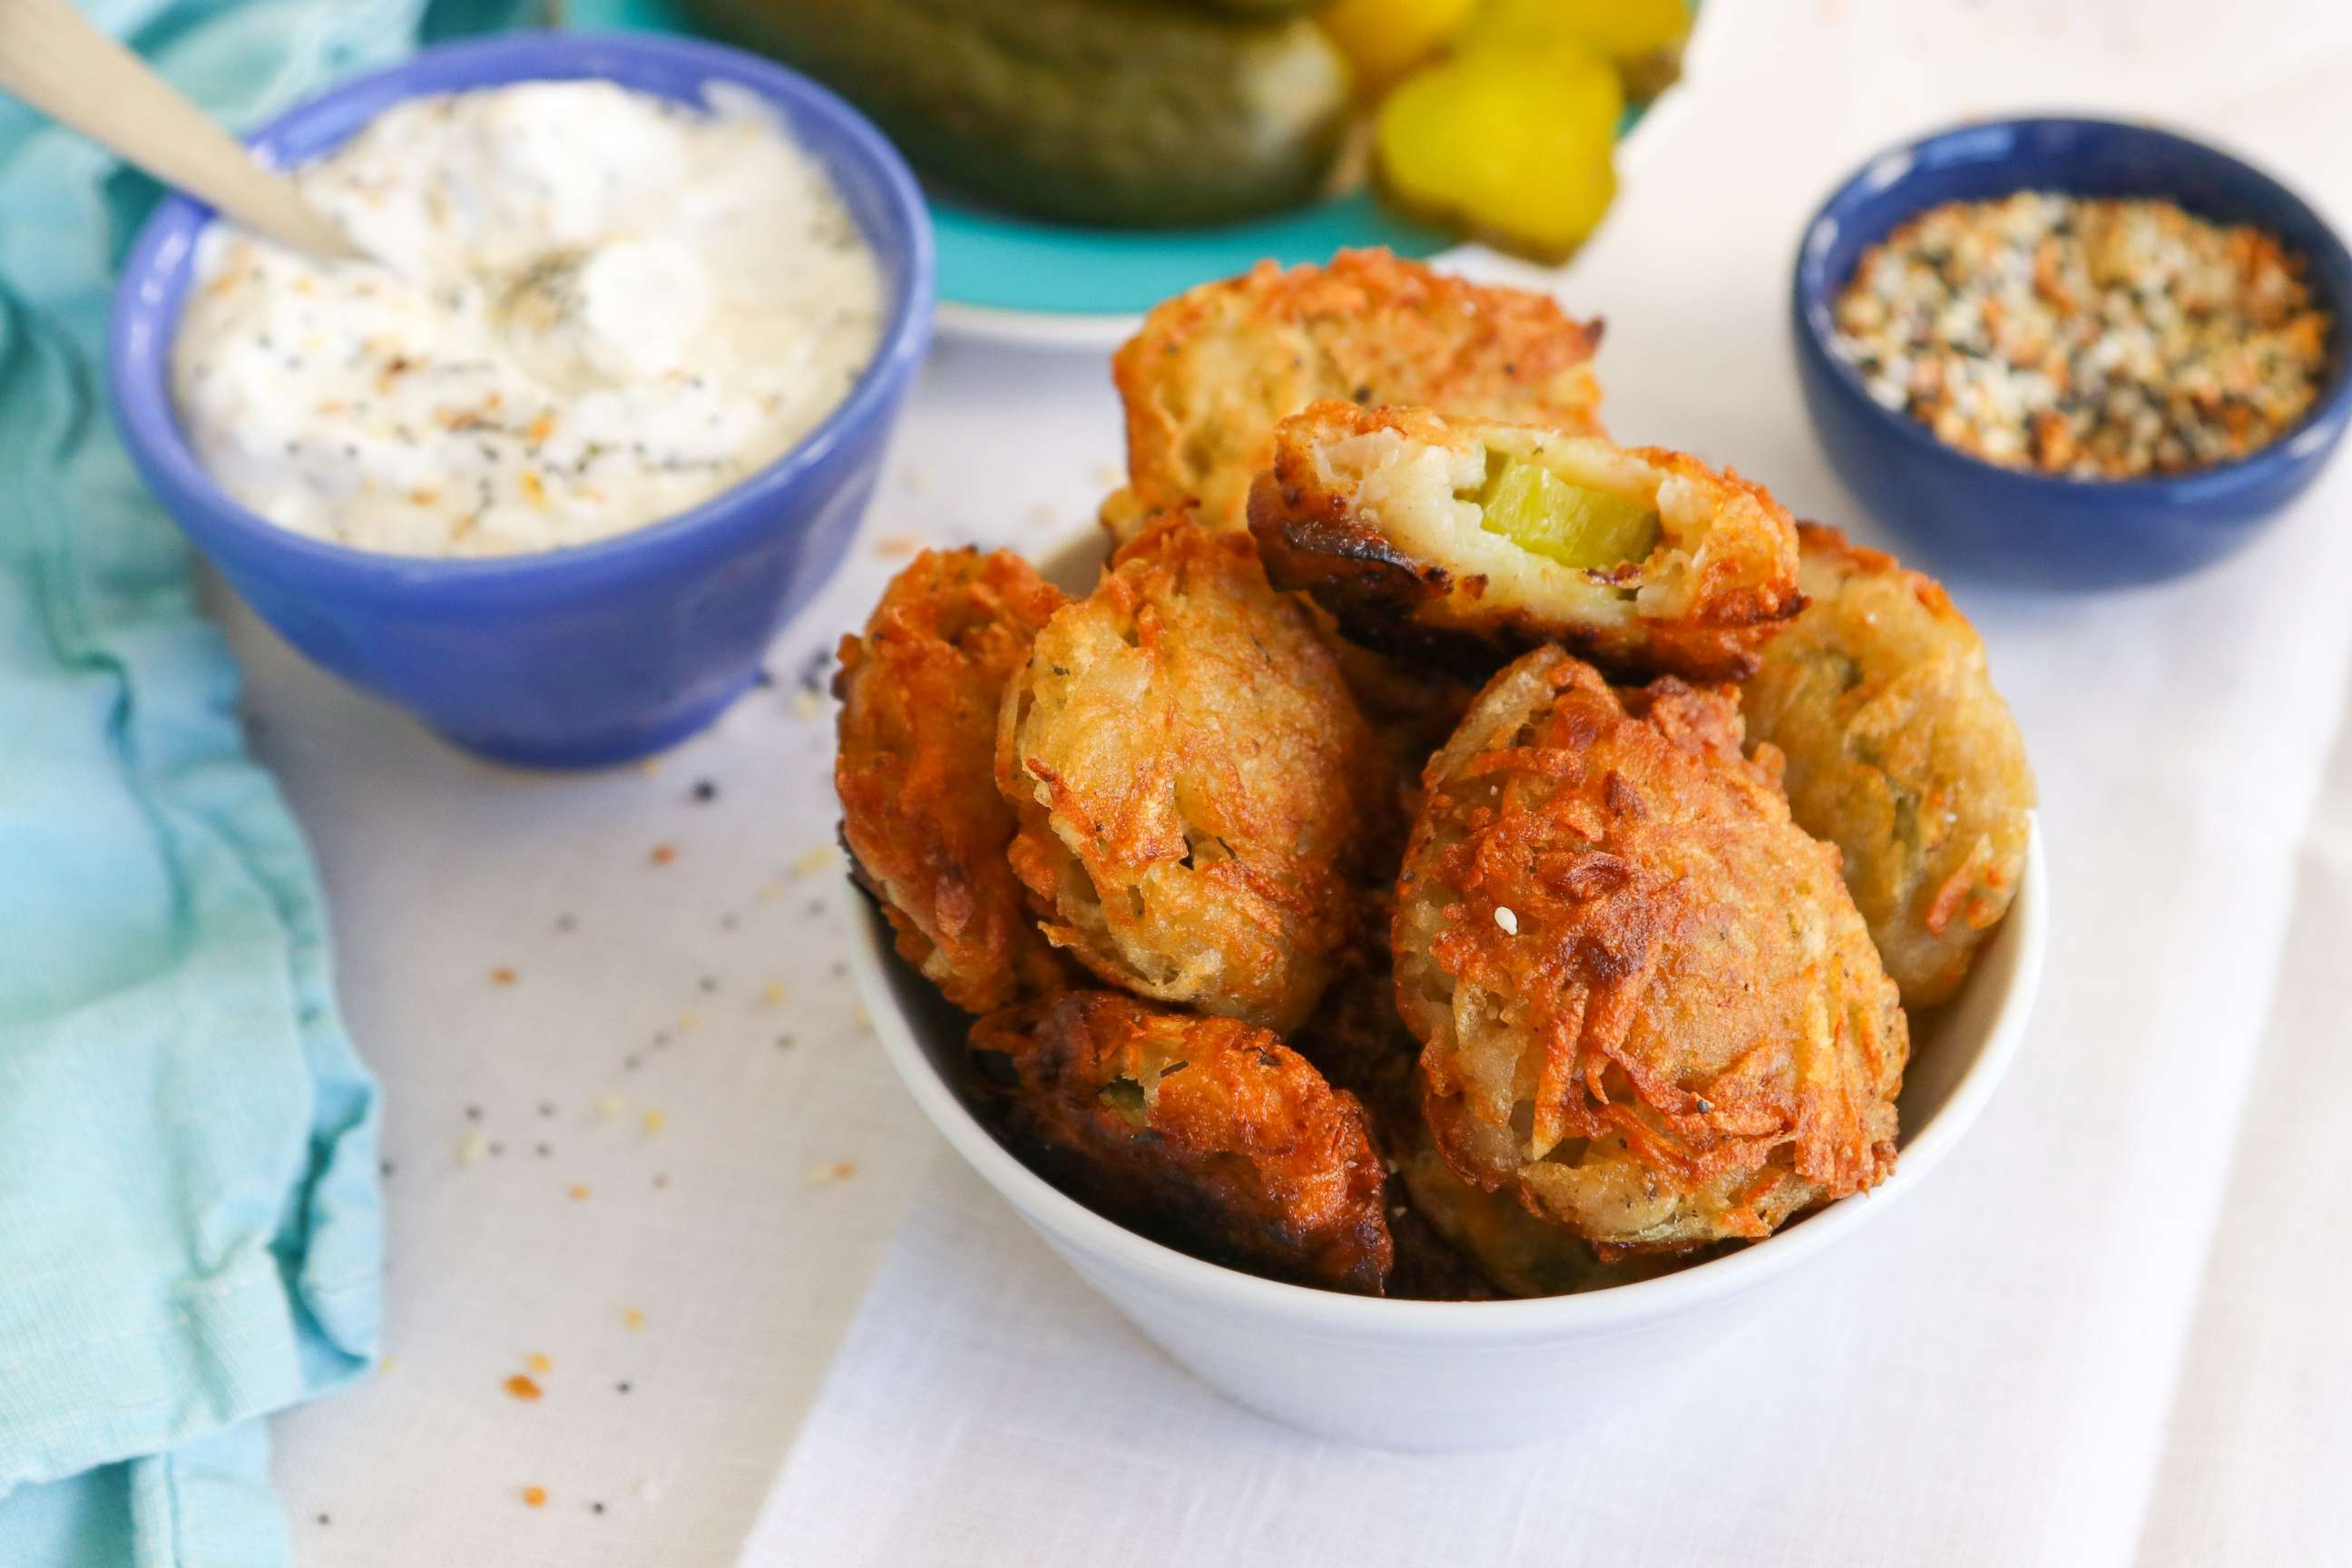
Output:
left=849, top=815, right=2045, bottom=1451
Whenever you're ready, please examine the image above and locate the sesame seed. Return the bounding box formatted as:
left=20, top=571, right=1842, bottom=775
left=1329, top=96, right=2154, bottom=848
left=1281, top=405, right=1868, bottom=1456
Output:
left=1494, top=906, right=1519, bottom=935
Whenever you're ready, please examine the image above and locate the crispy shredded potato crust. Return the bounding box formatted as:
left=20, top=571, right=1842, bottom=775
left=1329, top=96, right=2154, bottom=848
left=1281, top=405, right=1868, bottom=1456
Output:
left=835, top=549, right=1073, bottom=1014
left=1106, top=248, right=1605, bottom=540
left=1396, top=647, right=1907, bottom=1253
left=1250, top=401, right=1804, bottom=681
left=970, top=990, right=1393, bottom=1294
left=1740, top=525, right=2036, bottom=1007
left=996, top=518, right=1387, bottom=1033
left=829, top=250, right=2045, bottom=1297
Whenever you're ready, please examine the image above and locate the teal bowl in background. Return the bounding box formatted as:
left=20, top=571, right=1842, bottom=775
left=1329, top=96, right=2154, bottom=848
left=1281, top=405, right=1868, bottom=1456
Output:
left=565, top=0, right=1681, bottom=341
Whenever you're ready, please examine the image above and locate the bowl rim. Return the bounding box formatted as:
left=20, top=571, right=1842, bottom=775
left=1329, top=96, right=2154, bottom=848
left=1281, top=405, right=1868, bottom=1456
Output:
left=851, top=815, right=2047, bottom=1339
left=1789, top=113, right=2352, bottom=502
left=105, top=29, right=936, bottom=596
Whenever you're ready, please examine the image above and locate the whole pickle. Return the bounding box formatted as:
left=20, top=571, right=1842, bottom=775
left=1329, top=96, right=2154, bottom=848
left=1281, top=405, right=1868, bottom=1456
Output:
left=687, top=0, right=1353, bottom=229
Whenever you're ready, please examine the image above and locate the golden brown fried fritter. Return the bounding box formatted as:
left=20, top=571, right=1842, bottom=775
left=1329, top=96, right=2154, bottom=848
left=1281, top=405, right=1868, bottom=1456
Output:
left=1295, top=954, right=1683, bottom=1298
left=1394, top=1131, right=1689, bottom=1298
left=969, top=990, right=1393, bottom=1294
left=834, top=549, right=1073, bottom=1014
left=996, top=518, right=1386, bottom=1033
left=1250, top=402, right=1805, bottom=681
left=1740, top=525, right=2036, bottom=1008
left=1105, top=248, right=1605, bottom=541
left=1396, top=647, right=1907, bottom=1253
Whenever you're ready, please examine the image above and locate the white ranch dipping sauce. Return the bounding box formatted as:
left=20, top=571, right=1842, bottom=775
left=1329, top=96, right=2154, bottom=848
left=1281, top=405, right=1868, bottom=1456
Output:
left=171, top=81, right=886, bottom=557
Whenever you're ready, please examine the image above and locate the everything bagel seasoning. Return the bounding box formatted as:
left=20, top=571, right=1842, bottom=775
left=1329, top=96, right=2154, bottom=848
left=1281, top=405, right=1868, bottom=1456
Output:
left=1832, top=191, right=2331, bottom=478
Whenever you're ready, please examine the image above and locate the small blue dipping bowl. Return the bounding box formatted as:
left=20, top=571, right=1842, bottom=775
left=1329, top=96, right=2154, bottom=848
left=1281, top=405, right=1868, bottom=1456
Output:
left=111, top=32, right=934, bottom=767
left=1792, top=117, right=2352, bottom=589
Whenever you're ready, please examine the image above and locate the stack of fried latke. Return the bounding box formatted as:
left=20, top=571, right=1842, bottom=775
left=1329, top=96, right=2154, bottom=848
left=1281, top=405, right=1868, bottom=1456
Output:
left=835, top=250, right=2035, bottom=1298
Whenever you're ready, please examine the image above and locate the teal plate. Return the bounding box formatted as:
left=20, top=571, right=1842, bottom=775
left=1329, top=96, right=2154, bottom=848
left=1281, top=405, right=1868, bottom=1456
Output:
left=560, top=0, right=1666, bottom=343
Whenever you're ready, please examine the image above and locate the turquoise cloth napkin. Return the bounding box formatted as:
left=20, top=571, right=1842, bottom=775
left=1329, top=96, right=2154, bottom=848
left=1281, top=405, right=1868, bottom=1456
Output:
left=0, top=3, right=530, bottom=1563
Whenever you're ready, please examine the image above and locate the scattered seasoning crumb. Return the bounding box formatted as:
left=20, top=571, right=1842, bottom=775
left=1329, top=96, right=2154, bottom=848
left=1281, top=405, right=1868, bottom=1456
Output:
left=752, top=667, right=775, bottom=689
left=691, top=779, right=718, bottom=803
left=538, top=1101, right=556, bottom=1118
left=649, top=842, right=677, bottom=866
left=535, top=1142, right=553, bottom=1158
left=698, top=975, right=719, bottom=994
left=623, top=1308, right=646, bottom=1331
left=522, top=1485, right=547, bottom=1509
left=616, top=1380, right=633, bottom=1394
left=901, top=466, right=929, bottom=495
left=1494, top=906, right=1519, bottom=936
left=379, top=1160, right=397, bottom=1178
left=1026, top=503, right=1056, bottom=527
left=852, top=1004, right=872, bottom=1030
left=379, top=1355, right=400, bottom=1374
left=527, top=1352, right=553, bottom=1374
left=554, top=913, right=577, bottom=933
left=638, top=758, right=662, bottom=778
left=804, top=899, right=825, bottom=917
left=317, top=1514, right=331, bottom=1527
left=624, top=1054, right=642, bottom=1071
left=761, top=982, right=788, bottom=1004
left=790, top=689, right=823, bottom=721
left=755, top=882, right=782, bottom=902
left=488, top=1142, right=505, bottom=1158
left=456, top=1132, right=489, bottom=1167
left=591, top=1501, right=607, bottom=1515
left=791, top=845, right=837, bottom=878
left=593, top=1093, right=624, bottom=1121
left=720, top=912, right=740, bottom=930
left=465, top=1105, right=484, bottom=1122
left=505, top=1374, right=543, bottom=1401
left=489, top=965, right=517, bottom=985
left=642, top=1108, right=667, bottom=1136
left=569, top=1184, right=592, bottom=1201
left=777, top=1034, right=797, bottom=1050
left=678, top=1012, right=701, bottom=1033
left=807, top=1160, right=857, bottom=1187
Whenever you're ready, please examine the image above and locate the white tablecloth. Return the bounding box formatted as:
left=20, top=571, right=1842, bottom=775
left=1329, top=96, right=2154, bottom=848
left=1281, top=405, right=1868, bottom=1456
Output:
left=259, top=1, right=2352, bottom=1562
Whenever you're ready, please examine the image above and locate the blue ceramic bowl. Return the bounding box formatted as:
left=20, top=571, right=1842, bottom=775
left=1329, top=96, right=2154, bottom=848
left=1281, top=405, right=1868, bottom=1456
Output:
left=1791, top=117, right=2352, bottom=589
left=111, top=31, right=934, bottom=767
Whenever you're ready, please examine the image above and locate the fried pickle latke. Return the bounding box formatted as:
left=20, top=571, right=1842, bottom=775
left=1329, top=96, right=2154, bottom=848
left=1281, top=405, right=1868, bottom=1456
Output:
left=970, top=991, right=1393, bottom=1294
left=1739, top=524, right=2035, bottom=1007
left=1251, top=401, right=1804, bottom=681
left=835, top=549, right=1073, bottom=1014
left=1294, top=952, right=1620, bottom=1299
left=1396, top=647, right=1907, bottom=1253
left=996, top=519, right=1387, bottom=1033
left=1394, top=1130, right=1690, bottom=1297
left=1105, top=249, right=1605, bottom=541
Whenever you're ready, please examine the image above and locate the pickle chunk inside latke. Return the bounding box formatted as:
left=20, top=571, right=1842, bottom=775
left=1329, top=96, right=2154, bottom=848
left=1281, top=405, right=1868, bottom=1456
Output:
left=1250, top=401, right=1804, bottom=682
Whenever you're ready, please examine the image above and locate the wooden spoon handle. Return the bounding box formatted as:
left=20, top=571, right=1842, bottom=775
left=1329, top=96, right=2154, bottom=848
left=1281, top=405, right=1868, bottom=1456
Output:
left=0, top=0, right=363, bottom=262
